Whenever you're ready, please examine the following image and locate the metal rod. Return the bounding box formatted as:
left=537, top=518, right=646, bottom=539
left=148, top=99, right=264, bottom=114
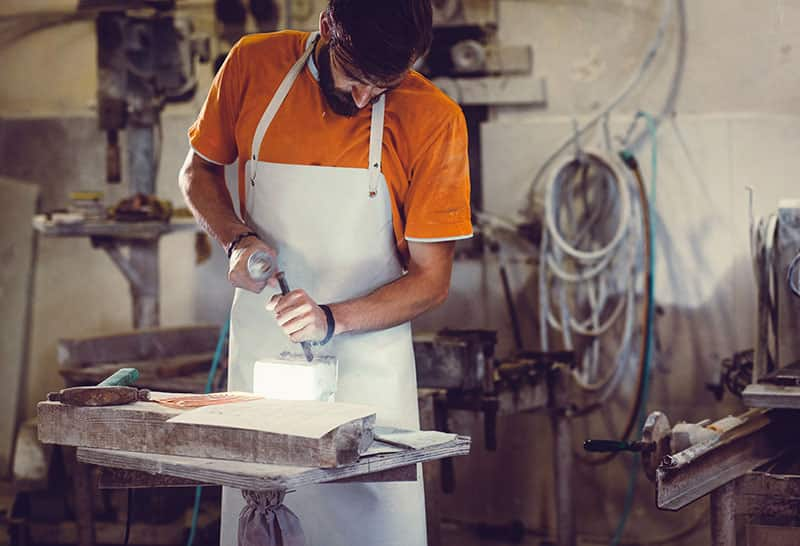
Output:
left=127, top=125, right=156, bottom=195
left=551, top=367, right=575, bottom=546
left=276, top=272, right=314, bottom=362
left=130, top=241, right=159, bottom=328
left=499, top=263, right=523, bottom=350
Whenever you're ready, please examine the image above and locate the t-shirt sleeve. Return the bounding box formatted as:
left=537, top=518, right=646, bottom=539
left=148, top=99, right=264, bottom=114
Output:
left=404, top=109, right=473, bottom=242
left=188, top=40, right=245, bottom=165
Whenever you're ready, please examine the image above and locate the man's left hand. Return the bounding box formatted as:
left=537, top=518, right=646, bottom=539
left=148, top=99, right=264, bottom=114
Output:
left=266, top=289, right=327, bottom=343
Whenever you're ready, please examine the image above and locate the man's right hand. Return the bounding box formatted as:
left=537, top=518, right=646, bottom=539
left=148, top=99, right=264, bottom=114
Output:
left=227, top=236, right=278, bottom=293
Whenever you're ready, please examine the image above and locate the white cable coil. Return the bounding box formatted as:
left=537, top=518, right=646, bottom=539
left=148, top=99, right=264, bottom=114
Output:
left=539, top=149, right=641, bottom=392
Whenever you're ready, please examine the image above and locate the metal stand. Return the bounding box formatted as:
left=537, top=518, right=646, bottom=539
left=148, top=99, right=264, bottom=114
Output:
left=550, top=366, right=575, bottom=546
left=710, top=480, right=736, bottom=546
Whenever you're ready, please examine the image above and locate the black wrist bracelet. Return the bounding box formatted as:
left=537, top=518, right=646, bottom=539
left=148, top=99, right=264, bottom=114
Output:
left=316, top=304, right=335, bottom=346
left=227, top=231, right=260, bottom=258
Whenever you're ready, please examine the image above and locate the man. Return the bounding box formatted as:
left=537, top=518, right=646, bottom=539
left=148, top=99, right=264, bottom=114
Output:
left=179, top=1, right=471, bottom=544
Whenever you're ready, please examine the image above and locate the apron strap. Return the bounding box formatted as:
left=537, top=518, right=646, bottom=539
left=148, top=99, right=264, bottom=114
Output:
left=368, top=94, right=385, bottom=198
left=248, top=31, right=387, bottom=199
left=250, top=33, right=320, bottom=174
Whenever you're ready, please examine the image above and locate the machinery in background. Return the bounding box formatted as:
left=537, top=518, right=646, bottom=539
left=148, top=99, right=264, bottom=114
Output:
left=94, top=1, right=209, bottom=328
left=414, top=329, right=582, bottom=546
left=33, top=1, right=210, bottom=329
left=584, top=199, right=800, bottom=546
left=743, top=200, right=800, bottom=408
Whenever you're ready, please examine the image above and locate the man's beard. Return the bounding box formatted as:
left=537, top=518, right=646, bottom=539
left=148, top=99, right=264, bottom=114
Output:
left=317, top=43, right=359, bottom=117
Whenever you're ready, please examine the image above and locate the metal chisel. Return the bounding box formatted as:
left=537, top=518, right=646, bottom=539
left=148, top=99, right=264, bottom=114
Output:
left=248, top=251, right=314, bottom=362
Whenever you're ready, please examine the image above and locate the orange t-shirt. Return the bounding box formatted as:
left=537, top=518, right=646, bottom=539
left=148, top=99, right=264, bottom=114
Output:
left=188, top=31, right=472, bottom=262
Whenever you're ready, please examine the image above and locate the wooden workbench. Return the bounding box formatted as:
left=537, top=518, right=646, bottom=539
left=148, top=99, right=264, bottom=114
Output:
left=39, top=396, right=470, bottom=545
left=77, top=430, right=471, bottom=491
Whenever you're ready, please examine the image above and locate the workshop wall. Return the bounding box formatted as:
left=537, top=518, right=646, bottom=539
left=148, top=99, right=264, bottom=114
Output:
left=411, top=1, right=800, bottom=544
left=1, top=1, right=798, bottom=544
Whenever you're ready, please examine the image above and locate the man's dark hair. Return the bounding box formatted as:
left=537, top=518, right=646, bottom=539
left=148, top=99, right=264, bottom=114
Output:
left=326, top=0, right=433, bottom=84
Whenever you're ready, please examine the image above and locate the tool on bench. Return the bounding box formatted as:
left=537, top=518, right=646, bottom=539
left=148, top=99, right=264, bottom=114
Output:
left=248, top=250, right=314, bottom=362
left=583, top=439, right=656, bottom=453
left=248, top=250, right=338, bottom=401
left=47, top=367, right=150, bottom=406
left=583, top=410, right=755, bottom=480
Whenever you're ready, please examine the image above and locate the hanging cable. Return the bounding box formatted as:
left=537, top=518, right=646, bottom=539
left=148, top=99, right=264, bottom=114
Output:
left=575, top=138, right=655, bottom=465
left=523, top=0, right=675, bottom=218
left=540, top=148, right=639, bottom=403
left=609, top=113, right=658, bottom=546
left=187, top=317, right=230, bottom=546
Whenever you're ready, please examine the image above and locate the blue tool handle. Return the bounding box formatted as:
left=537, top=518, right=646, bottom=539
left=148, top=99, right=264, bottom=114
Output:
left=275, top=272, right=315, bottom=363
left=97, top=367, right=139, bottom=387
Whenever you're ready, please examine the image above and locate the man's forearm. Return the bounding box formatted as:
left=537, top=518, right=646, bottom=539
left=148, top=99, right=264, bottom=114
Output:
left=178, top=150, right=249, bottom=250
left=328, top=242, right=455, bottom=335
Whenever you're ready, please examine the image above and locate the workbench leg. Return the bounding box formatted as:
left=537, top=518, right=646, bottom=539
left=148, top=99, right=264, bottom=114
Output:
left=68, top=448, right=96, bottom=546
left=552, top=410, right=575, bottom=546
left=418, top=390, right=442, bottom=546
left=710, top=480, right=736, bottom=546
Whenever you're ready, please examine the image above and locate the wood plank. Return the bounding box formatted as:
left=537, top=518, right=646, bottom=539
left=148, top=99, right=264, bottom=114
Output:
left=98, top=467, right=211, bottom=489
left=743, top=383, right=800, bottom=409
left=77, top=434, right=471, bottom=491
left=0, top=177, right=39, bottom=479
left=60, top=366, right=219, bottom=393
left=33, top=215, right=197, bottom=241
left=12, top=418, right=53, bottom=492
left=97, top=462, right=417, bottom=488
left=61, top=351, right=218, bottom=379
left=57, top=325, right=220, bottom=369
left=433, top=76, right=547, bottom=106
left=38, top=398, right=376, bottom=468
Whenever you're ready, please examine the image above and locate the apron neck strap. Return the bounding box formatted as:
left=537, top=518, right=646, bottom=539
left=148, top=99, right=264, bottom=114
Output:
left=249, top=31, right=387, bottom=198
left=368, top=94, right=385, bottom=198
left=250, top=32, right=319, bottom=162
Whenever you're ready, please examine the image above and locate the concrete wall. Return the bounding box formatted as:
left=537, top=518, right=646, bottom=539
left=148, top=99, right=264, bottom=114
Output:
left=411, top=1, right=799, bottom=545
left=1, top=0, right=799, bottom=544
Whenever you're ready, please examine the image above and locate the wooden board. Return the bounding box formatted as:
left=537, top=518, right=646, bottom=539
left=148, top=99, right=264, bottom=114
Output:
left=77, top=433, right=471, bottom=491
left=59, top=366, right=221, bottom=394
left=58, top=350, right=223, bottom=393
left=12, top=418, right=52, bottom=492
left=57, top=325, right=220, bottom=369
left=97, top=461, right=418, bottom=488
left=0, top=177, right=39, bottom=479
left=33, top=215, right=197, bottom=241
left=38, top=397, right=376, bottom=468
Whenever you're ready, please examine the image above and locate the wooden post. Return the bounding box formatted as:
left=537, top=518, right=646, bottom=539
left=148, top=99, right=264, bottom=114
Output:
left=64, top=447, right=95, bottom=546
left=419, top=389, right=444, bottom=546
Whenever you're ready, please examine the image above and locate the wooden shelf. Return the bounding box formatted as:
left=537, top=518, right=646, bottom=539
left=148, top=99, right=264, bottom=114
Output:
left=33, top=215, right=198, bottom=240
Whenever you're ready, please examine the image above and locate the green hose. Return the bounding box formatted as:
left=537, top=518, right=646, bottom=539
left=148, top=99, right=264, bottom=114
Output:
left=611, top=111, right=658, bottom=546
left=187, top=317, right=230, bottom=546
